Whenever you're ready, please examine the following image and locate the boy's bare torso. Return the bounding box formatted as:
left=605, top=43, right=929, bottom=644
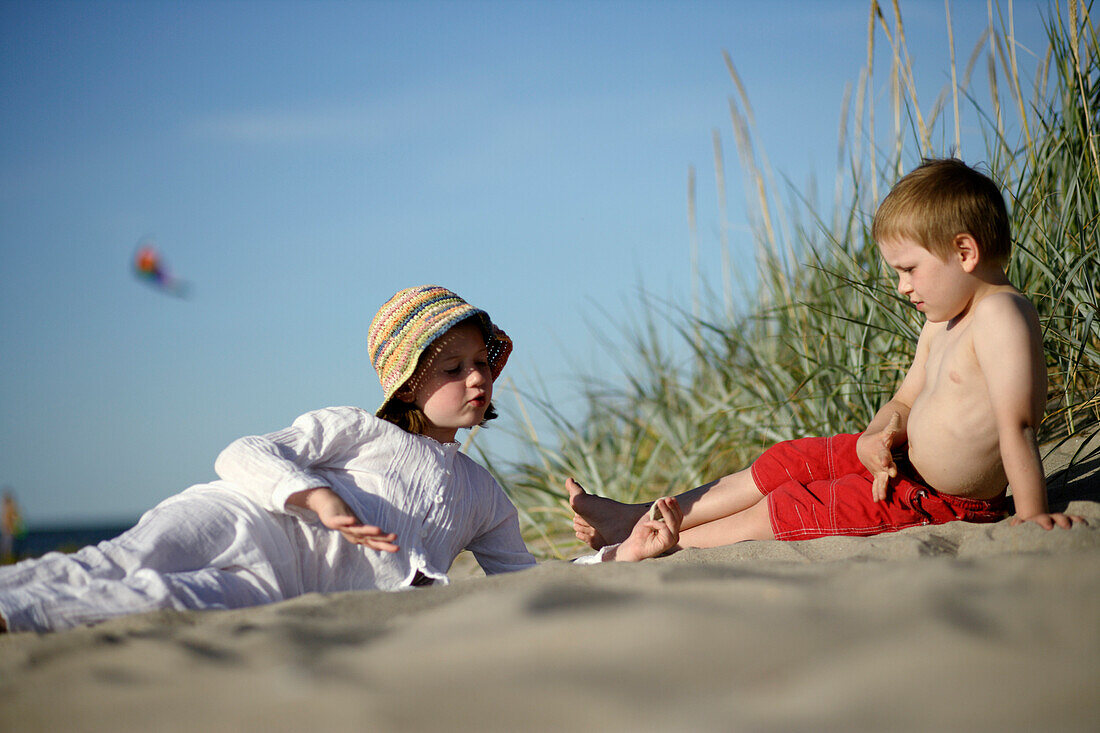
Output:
left=904, top=287, right=1044, bottom=500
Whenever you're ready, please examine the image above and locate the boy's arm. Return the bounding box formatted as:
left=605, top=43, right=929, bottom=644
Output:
left=972, top=295, right=1080, bottom=529
left=856, top=325, right=930, bottom=501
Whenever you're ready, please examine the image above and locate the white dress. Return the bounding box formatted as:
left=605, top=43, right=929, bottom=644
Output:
left=0, top=407, right=535, bottom=632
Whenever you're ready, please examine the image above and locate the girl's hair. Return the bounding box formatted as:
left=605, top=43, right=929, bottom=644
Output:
left=380, top=399, right=499, bottom=435
left=377, top=315, right=500, bottom=435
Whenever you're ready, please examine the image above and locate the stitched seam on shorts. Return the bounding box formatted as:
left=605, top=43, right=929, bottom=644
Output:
left=827, top=436, right=839, bottom=531
left=775, top=522, right=894, bottom=541
left=782, top=463, right=797, bottom=486
left=774, top=517, right=940, bottom=541
left=827, top=478, right=839, bottom=532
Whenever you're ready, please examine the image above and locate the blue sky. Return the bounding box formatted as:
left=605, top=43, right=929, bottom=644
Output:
left=0, top=0, right=1050, bottom=525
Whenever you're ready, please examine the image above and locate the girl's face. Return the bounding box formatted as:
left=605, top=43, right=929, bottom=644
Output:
left=398, top=321, right=493, bottom=443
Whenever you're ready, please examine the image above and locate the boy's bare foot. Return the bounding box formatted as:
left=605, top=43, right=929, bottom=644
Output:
left=566, top=478, right=648, bottom=549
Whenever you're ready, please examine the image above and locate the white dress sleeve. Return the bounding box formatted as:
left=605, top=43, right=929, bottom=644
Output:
left=571, top=544, right=618, bottom=564
left=214, top=406, right=384, bottom=514
left=464, top=478, right=537, bottom=575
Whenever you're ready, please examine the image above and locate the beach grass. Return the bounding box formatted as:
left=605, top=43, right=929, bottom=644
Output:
left=490, top=0, right=1100, bottom=557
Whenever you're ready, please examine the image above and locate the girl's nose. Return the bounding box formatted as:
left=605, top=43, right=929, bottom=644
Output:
left=467, top=366, right=487, bottom=386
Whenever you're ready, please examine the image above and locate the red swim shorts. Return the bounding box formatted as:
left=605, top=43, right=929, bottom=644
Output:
left=750, top=433, right=1007, bottom=541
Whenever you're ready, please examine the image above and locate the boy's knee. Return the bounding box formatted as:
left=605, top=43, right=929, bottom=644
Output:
left=745, top=500, right=776, bottom=541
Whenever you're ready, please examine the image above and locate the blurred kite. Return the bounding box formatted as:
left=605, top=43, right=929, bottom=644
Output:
left=132, top=239, right=190, bottom=297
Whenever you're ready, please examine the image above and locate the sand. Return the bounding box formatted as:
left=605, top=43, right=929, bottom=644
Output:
left=2, top=431, right=1098, bottom=732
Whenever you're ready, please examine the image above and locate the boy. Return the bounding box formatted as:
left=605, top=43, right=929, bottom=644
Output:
left=569, top=159, right=1084, bottom=561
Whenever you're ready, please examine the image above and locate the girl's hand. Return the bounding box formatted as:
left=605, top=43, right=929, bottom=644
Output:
left=615, top=497, right=682, bottom=562
left=291, top=487, right=400, bottom=553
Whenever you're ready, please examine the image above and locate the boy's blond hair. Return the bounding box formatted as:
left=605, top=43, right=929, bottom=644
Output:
left=872, top=158, right=1011, bottom=264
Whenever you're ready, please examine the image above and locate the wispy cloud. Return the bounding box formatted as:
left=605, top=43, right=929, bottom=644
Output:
left=190, top=104, right=389, bottom=145
left=187, top=83, right=488, bottom=146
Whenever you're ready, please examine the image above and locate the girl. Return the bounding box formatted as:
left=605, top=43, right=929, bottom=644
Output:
left=0, top=286, right=538, bottom=632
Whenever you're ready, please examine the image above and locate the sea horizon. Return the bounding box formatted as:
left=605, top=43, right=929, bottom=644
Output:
left=12, top=520, right=139, bottom=559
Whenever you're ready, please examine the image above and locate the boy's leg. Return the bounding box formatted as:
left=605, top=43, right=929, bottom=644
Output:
left=568, top=468, right=767, bottom=549
left=677, top=498, right=775, bottom=547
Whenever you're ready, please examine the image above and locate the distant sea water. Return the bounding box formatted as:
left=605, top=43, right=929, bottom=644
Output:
left=15, top=521, right=138, bottom=559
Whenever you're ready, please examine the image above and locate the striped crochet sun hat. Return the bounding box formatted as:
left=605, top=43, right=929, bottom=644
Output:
left=368, top=285, right=512, bottom=415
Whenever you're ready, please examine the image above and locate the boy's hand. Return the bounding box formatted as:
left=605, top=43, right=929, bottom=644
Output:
left=1010, top=512, right=1087, bottom=530
left=858, top=412, right=901, bottom=502
left=615, top=497, right=682, bottom=562
left=292, top=487, right=400, bottom=553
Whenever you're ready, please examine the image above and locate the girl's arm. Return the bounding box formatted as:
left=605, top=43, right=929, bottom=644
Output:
left=215, top=406, right=383, bottom=514
left=464, top=478, right=537, bottom=574
left=286, top=487, right=399, bottom=551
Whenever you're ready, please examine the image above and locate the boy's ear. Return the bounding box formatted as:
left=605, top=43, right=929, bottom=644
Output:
left=953, top=233, right=980, bottom=272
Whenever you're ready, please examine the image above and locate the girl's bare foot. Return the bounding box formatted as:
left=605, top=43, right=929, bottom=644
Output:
left=566, top=479, right=648, bottom=549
